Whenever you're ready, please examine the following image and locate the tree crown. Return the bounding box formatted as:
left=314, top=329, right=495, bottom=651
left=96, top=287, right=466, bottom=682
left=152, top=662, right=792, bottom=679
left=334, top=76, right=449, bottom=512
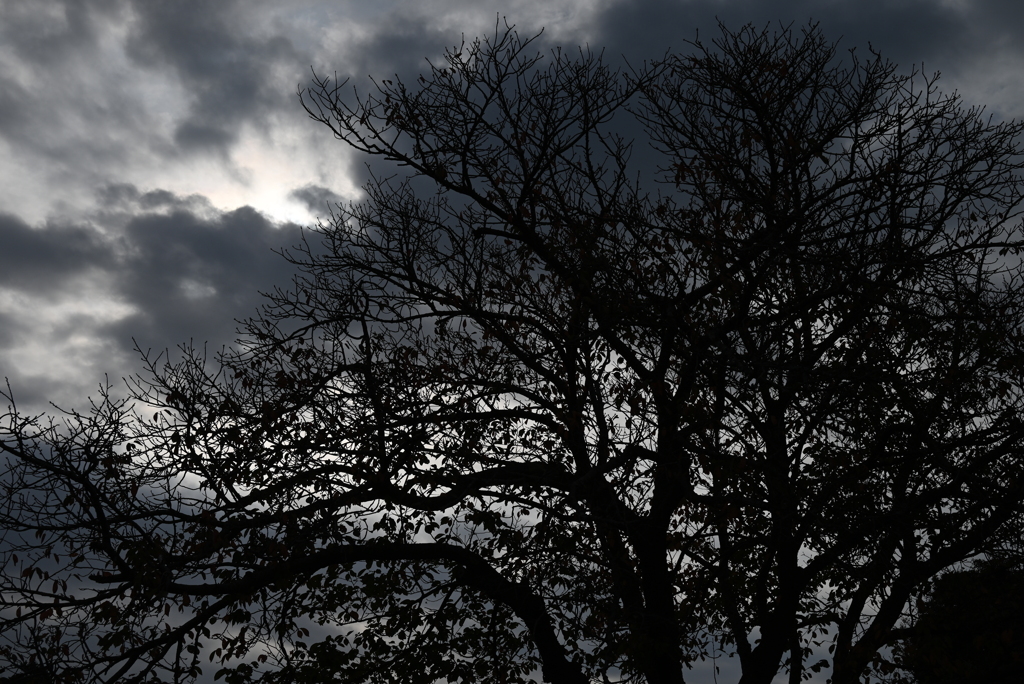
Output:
left=4, top=21, right=1024, bottom=684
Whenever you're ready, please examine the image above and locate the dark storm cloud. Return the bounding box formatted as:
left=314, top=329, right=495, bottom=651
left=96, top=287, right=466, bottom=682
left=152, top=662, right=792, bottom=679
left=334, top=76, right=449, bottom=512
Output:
left=0, top=213, right=113, bottom=292
left=0, top=185, right=306, bottom=411
left=312, top=14, right=481, bottom=192
left=0, top=0, right=144, bottom=167
left=336, top=15, right=467, bottom=80
left=95, top=182, right=216, bottom=216
left=103, top=202, right=305, bottom=353
left=591, top=0, right=1024, bottom=88
left=590, top=0, right=955, bottom=64
left=0, top=0, right=122, bottom=67
left=289, top=184, right=343, bottom=217
left=95, top=182, right=305, bottom=356
left=125, top=0, right=303, bottom=154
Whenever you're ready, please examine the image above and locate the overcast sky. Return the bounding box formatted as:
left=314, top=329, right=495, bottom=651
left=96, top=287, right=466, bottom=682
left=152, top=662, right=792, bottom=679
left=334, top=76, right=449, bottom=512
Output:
left=2, top=1, right=1022, bottom=681
left=3, top=0, right=1023, bottom=412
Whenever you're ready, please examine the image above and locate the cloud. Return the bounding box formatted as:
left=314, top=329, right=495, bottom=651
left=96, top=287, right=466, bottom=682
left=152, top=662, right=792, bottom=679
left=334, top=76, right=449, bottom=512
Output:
left=589, top=0, right=958, bottom=64
left=0, top=3, right=150, bottom=199
left=289, top=183, right=343, bottom=217
left=0, top=0, right=123, bottom=68
left=589, top=0, right=1024, bottom=118
left=105, top=201, right=304, bottom=352
left=124, top=0, right=303, bottom=156
left=0, top=0, right=325, bottom=225
left=1, top=0, right=1023, bottom=422
left=0, top=213, right=114, bottom=293
left=0, top=185, right=305, bottom=412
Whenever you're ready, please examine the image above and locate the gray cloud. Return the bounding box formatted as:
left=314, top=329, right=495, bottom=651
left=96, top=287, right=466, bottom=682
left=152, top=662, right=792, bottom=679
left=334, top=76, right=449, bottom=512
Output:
left=289, top=183, right=343, bottom=217
left=0, top=0, right=323, bottom=228
left=0, top=0, right=123, bottom=68
left=331, top=15, right=465, bottom=82
left=2, top=3, right=1024, bottom=680
left=0, top=185, right=305, bottom=411
left=105, top=202, right=304, bottom=352
left=589, top=0, right=958, bottom=69
left=2, top=0, right=1024, bottom=422
left=124, top=0, right=303, bottom=155
left=589, top=0, right=1024, bottom=114
left=0, top=213, right=113, bottom=293
left=0, top=1, right=144, bottom=168
left=95, top=182, right=217, bottom=217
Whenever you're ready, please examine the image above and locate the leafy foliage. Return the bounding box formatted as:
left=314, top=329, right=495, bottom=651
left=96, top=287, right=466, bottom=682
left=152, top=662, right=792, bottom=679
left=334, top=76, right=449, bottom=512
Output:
left=4, top=21, right=1024, bottom=684
left=889, top=556, right=1024, bottom=684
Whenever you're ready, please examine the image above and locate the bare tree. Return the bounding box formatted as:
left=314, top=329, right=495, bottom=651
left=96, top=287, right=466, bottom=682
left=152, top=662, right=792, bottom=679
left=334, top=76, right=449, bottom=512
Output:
left=4, top=21, right=1024, bottom=684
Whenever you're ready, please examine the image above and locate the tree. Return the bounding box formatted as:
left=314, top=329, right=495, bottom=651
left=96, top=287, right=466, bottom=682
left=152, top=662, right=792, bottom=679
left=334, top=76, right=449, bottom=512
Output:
left=890, top=555, right=1024, bottom=684
left=4, top=21, right=1024, bottom=684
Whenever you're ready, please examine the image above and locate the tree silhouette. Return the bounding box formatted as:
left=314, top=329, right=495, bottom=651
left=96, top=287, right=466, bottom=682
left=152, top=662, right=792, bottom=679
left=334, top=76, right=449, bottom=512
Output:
left=890, top=556, right=1024, bottom=684
left=4, top=21, right=1024, bottom=684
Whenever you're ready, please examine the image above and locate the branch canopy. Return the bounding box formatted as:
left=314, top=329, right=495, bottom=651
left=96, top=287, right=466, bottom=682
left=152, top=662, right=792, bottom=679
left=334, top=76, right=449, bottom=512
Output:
left=4, top=20, right=1024, bottom=684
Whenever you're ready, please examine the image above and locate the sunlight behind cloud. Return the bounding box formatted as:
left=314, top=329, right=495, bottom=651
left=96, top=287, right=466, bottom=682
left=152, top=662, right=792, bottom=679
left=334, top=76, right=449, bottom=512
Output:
left=208, top=122, right=362, bottom=225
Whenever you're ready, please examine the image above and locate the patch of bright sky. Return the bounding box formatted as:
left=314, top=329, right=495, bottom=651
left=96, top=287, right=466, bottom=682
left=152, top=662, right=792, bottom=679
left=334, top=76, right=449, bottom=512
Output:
left=156, top=120, right=360, bottom=226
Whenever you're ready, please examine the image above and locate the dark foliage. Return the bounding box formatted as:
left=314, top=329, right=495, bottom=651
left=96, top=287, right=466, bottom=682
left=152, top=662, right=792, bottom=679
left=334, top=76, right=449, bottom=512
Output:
left=891, top=556, right=1024, bottom=684
left=4, top=21, right=1024, bottom=684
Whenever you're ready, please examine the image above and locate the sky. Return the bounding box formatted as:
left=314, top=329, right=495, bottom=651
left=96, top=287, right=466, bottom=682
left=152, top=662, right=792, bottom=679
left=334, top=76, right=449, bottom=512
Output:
left=3, top=0, right=1024, bottom=414
left=1, top=1, right=1022, bottom=681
